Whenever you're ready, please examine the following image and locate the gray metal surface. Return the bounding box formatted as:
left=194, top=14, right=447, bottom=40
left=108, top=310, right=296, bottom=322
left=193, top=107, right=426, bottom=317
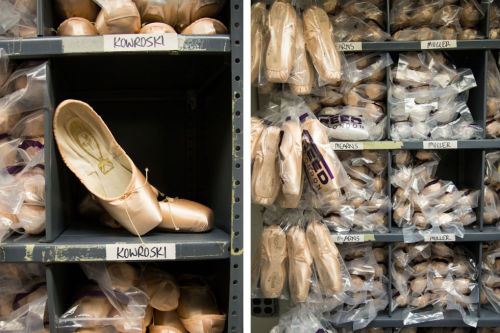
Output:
left=326, top=227, right=500, bottom=242
left=329, top=139, right=500, bottom=150
left=0, top=35, right=230, bottom=58
left=0, top=226, right=230, bottom=262
left=229, top=0, right=244, bottom=331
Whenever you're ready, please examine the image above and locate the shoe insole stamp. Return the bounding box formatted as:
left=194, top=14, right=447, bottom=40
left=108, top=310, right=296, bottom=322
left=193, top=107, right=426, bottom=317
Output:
left=55, top=103, right=132, bottom=199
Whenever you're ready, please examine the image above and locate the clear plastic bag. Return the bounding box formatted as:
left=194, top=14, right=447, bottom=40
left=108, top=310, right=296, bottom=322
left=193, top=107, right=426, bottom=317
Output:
left=269, top=304, right=336, bottom=333
left=391, top=150, right=478, bottom=239
left=251, top=2, right=269, bottom=86
left=265, top=1, right=297, bottom=83
left=251, top=222, right=288, bottom=299
left=0, top=63, right=49, bottom=129
left=288, top=13, right=314, bottom=95
left=389, top=52, right=479, bottom=140
left=303, top=5, right=342, bottom=85
left=278, top=94, right=306, bottom=208
left=343, top=53, right=393, bottom=91
left=251, top=104, right=282, bottom=206
left=392, top=243, right=479, bottom=326
left=59, top=263, right=149, bottom=332
left=327, top=243, right=388, bottom=330
left=318, top=106, right=385, bottom=141
left=300, top=109, right=350, bottom=202
left=332, top=13, right=390, bottom=42
left=0, top=263, right=47, bottom=333
left=0, top=0, right=37, bottom=38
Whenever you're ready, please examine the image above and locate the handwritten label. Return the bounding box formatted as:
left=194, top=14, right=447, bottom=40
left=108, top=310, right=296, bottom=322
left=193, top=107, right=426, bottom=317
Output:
left=423, top=233, right=456, bottom=242
left=332, top=234, right=374, bottom=243
left=423, top=140, right=457, bottom=149
left=335, top=42, right=362, bottom=51
left=103, top=33, right=178, bottom=52
left=364, top=141, right=404, bottom=150
left=106, top=243, right=176, bottom=260
left=331, top=142, right=363, bottom=150
left=421, top=40, right=457, bottom=50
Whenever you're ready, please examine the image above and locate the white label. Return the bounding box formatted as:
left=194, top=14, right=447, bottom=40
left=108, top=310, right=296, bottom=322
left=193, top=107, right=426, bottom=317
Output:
left=106, top=243, right=176, bottom=260
left=331, top=142, right=364, bottom=150
left=333, top=234, right=366, bottom=243
left=421, top=40, right=457, bottom=50
left=423, top=140, right=457, bottom=149
left=423, top=233, right=456, bottom=242
left=103, top=33, right=178, bottom=52
left=335, top=42, right=363, bottom=51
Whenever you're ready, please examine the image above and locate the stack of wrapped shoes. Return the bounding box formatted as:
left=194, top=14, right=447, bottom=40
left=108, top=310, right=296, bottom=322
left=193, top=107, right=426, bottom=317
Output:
left=60, top=263, right=226, bottom=333
left=0, top=52, right=48, bottom=241
left=55, top=0, right=227, bottom=36
left=0, top=263, right=49, bottom=333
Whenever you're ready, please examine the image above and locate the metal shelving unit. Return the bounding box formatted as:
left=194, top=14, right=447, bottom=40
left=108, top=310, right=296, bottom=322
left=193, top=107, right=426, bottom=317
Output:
left=251, top=0, right=500, bottom=330
left=0, top=1, right=243, bottom=332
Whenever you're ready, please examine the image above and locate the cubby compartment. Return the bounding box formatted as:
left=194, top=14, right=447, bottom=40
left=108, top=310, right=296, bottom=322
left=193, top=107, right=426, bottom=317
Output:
left=47, top=259, right=230, bottom=332
left=39, top=0, right=232, bottom=37
left=387, top=0, right=489, bottom=41
left=389, top=241, right=482, bottom=323
left=387, top=50, right=487, bottom=141
left=390, top=149, right=484, bottom=233
left=47, top=53, right=232, bottom=237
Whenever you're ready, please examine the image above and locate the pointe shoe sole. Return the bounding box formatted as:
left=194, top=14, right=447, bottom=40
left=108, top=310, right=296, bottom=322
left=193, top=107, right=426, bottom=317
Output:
left=53, top=99, right=162, bottom=235
left=260, top=225, right=287, bottom=298
left=287, top=226, right=312, bottom=302
left=265, top=1, right=296, bottom=83
left=306, top=222, right=343, bottom=295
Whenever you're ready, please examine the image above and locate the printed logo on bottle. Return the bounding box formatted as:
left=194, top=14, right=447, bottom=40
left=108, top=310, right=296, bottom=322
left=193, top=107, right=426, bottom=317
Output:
left=68, top=120, right=114, bottom=175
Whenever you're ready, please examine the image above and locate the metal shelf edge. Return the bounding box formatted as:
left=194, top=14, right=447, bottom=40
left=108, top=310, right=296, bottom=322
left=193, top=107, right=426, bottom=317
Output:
left=329, top=139, right=500, bottom=150
left=0, top=228, right=230, bottom=262
left=0, top=35, right=231, bottom=58
left=330, top=226, right=500, bottom=242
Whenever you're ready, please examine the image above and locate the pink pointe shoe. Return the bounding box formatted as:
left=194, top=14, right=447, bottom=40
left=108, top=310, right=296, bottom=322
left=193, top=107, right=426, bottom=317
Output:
left=53, top=99, right=162, bottom=236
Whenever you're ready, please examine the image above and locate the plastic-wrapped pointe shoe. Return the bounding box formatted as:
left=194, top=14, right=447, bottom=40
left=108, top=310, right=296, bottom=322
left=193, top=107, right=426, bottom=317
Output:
left=265, top=1, right=297, bottom=83
left=53, top=99, right=162, bottom=236
left=289, top=17, right=314, bottom=95
left=140, top=22, right=176, bottom=34
left=278, top=120, right=303, bottom=208
left=259, top=225, right=287, bottom=298
left=251, top=2, right=267, bottom=84
left=176, top=276, right=226, bottom=333
left=306, top=221, right=343, bottom=295
left=144, top=267, right=180, bottom=311
left=133, top=0, right=178, bottom=26
left=176, top=0, right=224, bottom=31
left=57, top=17, right=98, bottom=36
left=94, top=0, right=141, bottom=34
left=303, top=5, right=342, bottom=84
left=149, top=310, right=187, bottom=333
left=251, top=125, right=281, bottom=206
left=54, top=0, right=99, bottom=21
left=181, top=18, right=227, bottom=35
left=287, top=226, right=312, bottom=302
left=158, top=198, right=214, bottom=232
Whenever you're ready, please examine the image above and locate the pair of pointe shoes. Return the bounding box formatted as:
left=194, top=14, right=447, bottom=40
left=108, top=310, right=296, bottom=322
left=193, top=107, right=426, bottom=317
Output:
left=163, top=275, right=225, bottom=333
left=53, top=99, right=213, bottom=236
left=256, top=222, right=343, bottom=300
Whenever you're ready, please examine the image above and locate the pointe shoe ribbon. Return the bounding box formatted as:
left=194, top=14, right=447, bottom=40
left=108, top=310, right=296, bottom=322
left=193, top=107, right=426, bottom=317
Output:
left=54, top=99, right=162, bottom=236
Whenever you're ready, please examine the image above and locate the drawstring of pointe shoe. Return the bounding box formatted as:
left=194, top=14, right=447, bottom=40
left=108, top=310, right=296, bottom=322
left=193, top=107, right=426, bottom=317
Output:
left=163, top=197, right=180, bottom=231
left=122, top=168, right=151, bottom=245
